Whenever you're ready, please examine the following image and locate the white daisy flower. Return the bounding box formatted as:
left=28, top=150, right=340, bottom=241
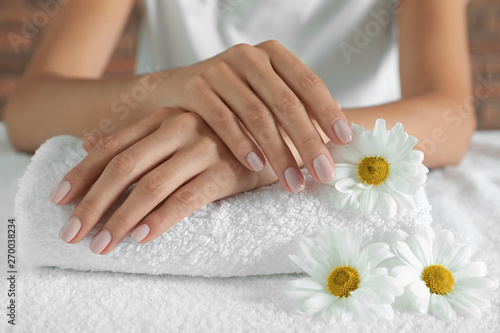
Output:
left=284, top=227, right=403, bottom=324
left=391, top=226, right=499, bottom=320
left=327, top=119, right=428, bottom=217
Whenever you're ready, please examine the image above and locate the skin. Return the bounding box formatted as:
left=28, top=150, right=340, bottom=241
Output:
left=3, top=0, right=475, bottom=254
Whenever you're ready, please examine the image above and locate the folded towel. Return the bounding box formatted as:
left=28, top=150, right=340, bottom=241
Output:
left=16, top=135, right=432, bottom=277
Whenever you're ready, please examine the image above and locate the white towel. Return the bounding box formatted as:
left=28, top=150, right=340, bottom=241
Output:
left=15, top=135, right=432, bottom=277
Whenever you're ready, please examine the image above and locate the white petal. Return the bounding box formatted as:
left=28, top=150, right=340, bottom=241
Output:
left=334, top=164, right=357, bottom=179
left=335, top=177, right=358, bottom=193
left=391, top=265, right=421, bottom=286
left=429, top=294, right=455, bottom=321
left=409, top=280, right=431, bottom=314
left=454, top=276, right=499, bottom=292
left=287, top=277, right=326, bottom=291
left=406, top=235, right=433, bottom=268
left=454, top=261, right=488, bottom=279
left=447, top=292, right=483, bottom=318
left=301, top=292, right=334, bottom=314
left=378, top=191, right=397, bottom=218
left=433, top=230, right=455, bottom=267
left=358, top=242, right=394, bottom=269
left=369, top=303, right=394, bottom=320
left=447, top=244, right=471, bottom=272
left=359, top=188, right=378, bottom=216
left=283, top=286, right=316, bottom=301
left=392, top=241, right=424, bottom=271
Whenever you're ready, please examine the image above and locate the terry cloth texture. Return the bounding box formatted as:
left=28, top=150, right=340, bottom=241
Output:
left=0, top=123, right=498, bottom=332
left=15, top=135, right=431, bottom=277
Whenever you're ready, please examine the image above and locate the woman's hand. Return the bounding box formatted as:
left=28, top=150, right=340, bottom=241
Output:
left=49, top=107, right=278, bottom=255
left=160, top=40, right=353, bottom=193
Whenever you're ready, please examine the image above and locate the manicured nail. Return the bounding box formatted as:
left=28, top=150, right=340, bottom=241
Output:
left=89, top=229, right=112, bottom=254
left=333, top=119, right=353, bottom=143
left=49, top=180, right=71, bottom=204
left=313, top=154, right=336, bottom=183
left=284, top=167, right=305, bottom=193
left=131, top=224, right=150, bottom=243
left=246, top=151, right=264, bottom=172
left=59, top=216, right=81, bottom=243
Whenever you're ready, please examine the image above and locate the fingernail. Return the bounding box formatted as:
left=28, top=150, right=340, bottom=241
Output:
left=131, top=224, right=150, bottom=243
left=333, top=119, right=353, bottom=143
left=246, top=151, right=264, bottom=172
left=89, top=229, right=112, bottom=254
left=284, top=167, right=305, bottom=193
left=59, top=216, right=81, bottom=243
left=49, top=180, right=71, bottom=204
left=313, top=154, right=336, bottom=183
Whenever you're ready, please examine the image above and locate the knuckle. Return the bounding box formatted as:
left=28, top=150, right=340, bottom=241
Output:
left=231, top=43, right=262, bottom=64
left=299, top=72, right=324, bottom=90
left=108, top=211, right=128, bottom=230
left=184, top=75, right=207, bottom=95
left=79, top=196, right=99, bottom=216
left=139, top=172, right=166, bottom=196
left=301, top=134, right=322, bottom=151
left=230, top=43, right=253, bottom=56
left=211, top=109, right=233, bottom=126
left=259, top=39, right=282, bottom=50
left=246, top=103, right=272, bottom=126
left=96, top=135, right=120, bottom=153
left=107, top=153, right=135, bottom=176
left=149, top=210, right=172, bottom=231
left=274, top=91, right=302, bottom=119
left=172, top=190, right=197, bottom=211
left=174, top=112, right=201, bottom=132
left=207, top=60, right=231, bottom=76
left=231, top=136, right=252, bottom=155
left=70, top=160, right=86, bottom=177
left=196, top=133, right=220, bottom=152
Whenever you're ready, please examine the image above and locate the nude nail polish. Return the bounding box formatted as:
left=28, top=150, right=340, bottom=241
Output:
left=131, top=224, right=150, bottom=243
left=49, top=180, right=71, bottom=204
left=313, top=154, right=336, bottom=183
left=333, top=119, right=353, bottom=143
left=59, top=216, right=81, bottom=243
left=246, top=152, right=264, bottom=172
left=284, top=167, right=305, bottom=193
left=89, top=229, right=112, bottom=254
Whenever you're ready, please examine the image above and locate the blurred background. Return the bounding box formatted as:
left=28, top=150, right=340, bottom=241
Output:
left=0, top=0, right=499, bottom=128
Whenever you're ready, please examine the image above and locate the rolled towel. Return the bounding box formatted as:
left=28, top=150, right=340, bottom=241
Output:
left=15, top=135, right=432, bottom=277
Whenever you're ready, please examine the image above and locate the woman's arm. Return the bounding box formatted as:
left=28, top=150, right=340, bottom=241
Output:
left=341, top=0, right=475, bottom=168
left=3, top=0, right=140, bottom=152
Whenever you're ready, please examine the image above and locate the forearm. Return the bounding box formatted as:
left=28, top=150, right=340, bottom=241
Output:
left=337, top=92, right=476, bottom=169
left=4, top=72, right=168, bottom=152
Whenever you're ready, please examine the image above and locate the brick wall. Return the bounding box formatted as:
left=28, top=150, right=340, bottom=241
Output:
left=0, top=0, right=499, bottom=129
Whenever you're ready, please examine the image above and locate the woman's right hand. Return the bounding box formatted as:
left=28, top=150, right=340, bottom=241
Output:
left=159, top=40, right=353, bottom=193
left=51, top=107, right=279, bottom=255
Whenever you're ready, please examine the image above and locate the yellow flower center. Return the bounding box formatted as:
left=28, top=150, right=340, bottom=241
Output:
left=421, top=265, right=455, bottom=295
left=357, top=156, right=390, bottom=186
left=326, top=266, right=360, bottom=298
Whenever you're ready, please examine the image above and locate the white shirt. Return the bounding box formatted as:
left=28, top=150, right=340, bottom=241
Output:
left=135, top=0, right=401, bottom=108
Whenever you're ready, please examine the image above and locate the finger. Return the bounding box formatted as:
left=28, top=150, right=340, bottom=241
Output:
left=49, top=109, right=167, bottom=205
left=257, top=40, right=353, bottom=145
left=82, top=133, right=103, bottom=153
left=203, top=61, right=309, bottom=190
left=130, top=166, right=244, bottom=244
left=88, top=137, right=214, bottom=254
left=234, top=49, right=336, bottom=184
left=183, top=73, right=266, bottom=173
left=61, top=114, right=191, bottom=244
